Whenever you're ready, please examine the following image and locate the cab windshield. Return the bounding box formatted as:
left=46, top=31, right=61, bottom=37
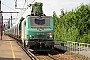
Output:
left=35, top=19, right=45, bottom=25
left=30, top=17, right=50, bottom=28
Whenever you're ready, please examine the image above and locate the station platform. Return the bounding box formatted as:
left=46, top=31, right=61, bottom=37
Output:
left=0, top=35, right=31, bottom=60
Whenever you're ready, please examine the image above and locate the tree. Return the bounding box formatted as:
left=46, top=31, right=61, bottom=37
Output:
left=53, top=4, right=90, bottom=43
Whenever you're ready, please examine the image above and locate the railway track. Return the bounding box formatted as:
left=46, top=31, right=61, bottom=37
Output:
left=48, top=53, right=60, bottom=60
left=35, top=52, right=60, bottom=60
left=34, top=49, right=64, bottom=60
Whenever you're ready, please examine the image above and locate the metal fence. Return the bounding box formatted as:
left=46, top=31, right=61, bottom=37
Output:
left=55, top=41, right=90, bottom=60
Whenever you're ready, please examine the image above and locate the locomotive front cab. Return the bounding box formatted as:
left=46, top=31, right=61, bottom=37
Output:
left=22, top=15, right=54, bottom=51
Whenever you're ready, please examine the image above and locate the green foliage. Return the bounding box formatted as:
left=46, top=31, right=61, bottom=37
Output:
left=53, top=4, right=90, bottom=43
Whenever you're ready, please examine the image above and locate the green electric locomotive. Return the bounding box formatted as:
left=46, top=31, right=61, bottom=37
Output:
left=21, top=2, right=54, bottom=51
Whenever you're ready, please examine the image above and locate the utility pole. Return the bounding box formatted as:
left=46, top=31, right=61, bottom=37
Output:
left=11, top=13, right=12, bottom=27
left=0, top=0, right=3, bottom=40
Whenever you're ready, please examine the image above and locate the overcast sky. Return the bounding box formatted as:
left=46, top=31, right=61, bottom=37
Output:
left=1, top=0, right=90, bottom=24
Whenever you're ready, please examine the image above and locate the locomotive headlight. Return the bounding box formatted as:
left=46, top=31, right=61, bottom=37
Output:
left=30, top=35, right=32, bottom=37
left=50, top=35, right=52, bottom=38
left=39, top=27, right=42, bottom=31
left=40, top=28, right=42, bottom=31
